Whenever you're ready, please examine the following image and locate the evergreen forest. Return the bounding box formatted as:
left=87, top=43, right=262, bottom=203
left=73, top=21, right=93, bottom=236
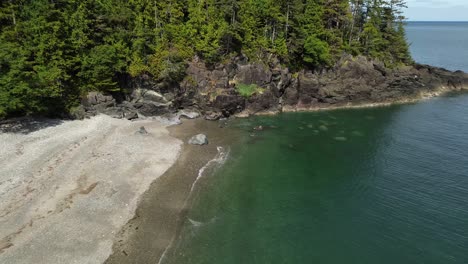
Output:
left=0, top=0, right=411, bottom=118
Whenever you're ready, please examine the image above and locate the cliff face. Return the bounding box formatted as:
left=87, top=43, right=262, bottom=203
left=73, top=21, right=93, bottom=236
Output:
left=78, top=56, right=468, bottom=120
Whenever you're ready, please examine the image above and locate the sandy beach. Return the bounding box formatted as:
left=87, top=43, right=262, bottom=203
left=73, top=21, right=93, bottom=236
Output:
left=105, top=118, right=239, bottom=264
left=0, top=115, right=181, bottom=263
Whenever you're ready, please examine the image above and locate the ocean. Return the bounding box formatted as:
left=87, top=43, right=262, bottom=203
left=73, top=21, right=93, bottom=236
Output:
left=406, top=21, right=468, bottom=72
left=163, top=22, right=468, bottom=264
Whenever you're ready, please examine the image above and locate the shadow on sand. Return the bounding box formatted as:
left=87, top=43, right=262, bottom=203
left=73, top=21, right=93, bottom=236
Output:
left=0, top=117, right=64, bottom=134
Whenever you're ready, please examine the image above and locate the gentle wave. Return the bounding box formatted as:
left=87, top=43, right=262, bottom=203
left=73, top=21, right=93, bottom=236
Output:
left=189, top=146, right=230, bottom=193
left=158, top=146, right=230, bottom=264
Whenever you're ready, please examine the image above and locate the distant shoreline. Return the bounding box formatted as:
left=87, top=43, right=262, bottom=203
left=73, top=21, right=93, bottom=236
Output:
left=235, top=85, right=468, bottom=118
left=406, top=21, right=468, bottom=22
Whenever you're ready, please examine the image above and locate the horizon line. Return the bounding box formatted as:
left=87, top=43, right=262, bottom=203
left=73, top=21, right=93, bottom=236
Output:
left=407, top=20, right=468, bottom=22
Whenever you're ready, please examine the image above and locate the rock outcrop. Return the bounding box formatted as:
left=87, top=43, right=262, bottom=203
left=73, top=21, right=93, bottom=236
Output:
left=282, top=56, right=468, bottom=112
left=77, top=55, right=468, bottom=120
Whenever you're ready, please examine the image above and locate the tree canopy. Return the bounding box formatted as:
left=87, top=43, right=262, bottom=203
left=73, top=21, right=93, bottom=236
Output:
left=0, top=0, right=411, bottom=118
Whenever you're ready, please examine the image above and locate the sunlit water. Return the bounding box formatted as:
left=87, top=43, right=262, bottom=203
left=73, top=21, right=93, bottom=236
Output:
left=163, top=22, right=468, bottom=264
left=406, top=21, right=468, bottom=72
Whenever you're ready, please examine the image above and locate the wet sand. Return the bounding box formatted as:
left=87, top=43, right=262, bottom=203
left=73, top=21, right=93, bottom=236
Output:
left=105, top=118, right=241, bottom=264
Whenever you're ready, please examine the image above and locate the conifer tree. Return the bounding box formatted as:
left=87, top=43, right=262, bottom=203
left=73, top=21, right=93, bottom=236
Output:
left=0, top=0, right=413, bottom=118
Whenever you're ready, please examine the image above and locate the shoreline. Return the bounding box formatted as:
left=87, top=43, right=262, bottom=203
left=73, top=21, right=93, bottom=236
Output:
left=1, top=85, right=466, bottom=263
left=104, top=118, right=241, bottom=264
left=235, top=84, right=468, bottom=117
left=104, top=86, right=468, bottom=263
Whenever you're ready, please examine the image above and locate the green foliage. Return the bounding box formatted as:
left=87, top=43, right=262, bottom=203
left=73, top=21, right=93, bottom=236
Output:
left=79, top=43, right=129, bottom=92
left=0, top=0, right=412, bottom=118
left=236, top=83, right=263, bottom=98
left=303, top=35, right=332, bottom=66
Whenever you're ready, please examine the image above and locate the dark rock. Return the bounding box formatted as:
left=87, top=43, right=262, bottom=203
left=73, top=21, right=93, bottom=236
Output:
left=282, top=78, right=300, bottom=106
left=82, top=92, right=115, bottom=108
left=184, top=62, right=216, bottom=92
left=245, top=90, right=279, bottom=113
left=271, top=67, right=292, bottom=96
left=76, top=54, right=468, bottom=120
left=373, top=62, right=388, bottom=76
left=133, top=102, right=171, bottom=116
left=211, top=69, right=229, bottom=88
left=234, top=64, right=272, bottom=87
left=213, top=94, right=245, bottom=116
left=102, top=107, right=125, bottom=119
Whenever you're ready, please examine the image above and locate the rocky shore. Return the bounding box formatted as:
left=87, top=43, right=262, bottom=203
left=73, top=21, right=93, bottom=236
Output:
left=1, top=55, right=467, bottom=264
left=75, top=55, right=468, bottom=121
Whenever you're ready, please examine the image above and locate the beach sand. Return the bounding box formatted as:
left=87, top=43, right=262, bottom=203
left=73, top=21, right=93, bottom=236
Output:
left=105, top=118, right=240, bottom=264
left=0, top=115, right=181, bottom=263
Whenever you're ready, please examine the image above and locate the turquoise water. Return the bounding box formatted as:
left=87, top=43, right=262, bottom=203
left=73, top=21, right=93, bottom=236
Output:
left=165, top=94, right=468, bottom=264
left=406, top=21, right=468, bottom=72
left=163, top=23, right=468, bottom=263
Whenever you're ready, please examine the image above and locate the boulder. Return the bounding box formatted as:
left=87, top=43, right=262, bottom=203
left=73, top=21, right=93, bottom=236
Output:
left=178, top=110, right=200, bottom=119
left=184, top=63, right=212, bottom=92
left=204, top=111, right=223, bottom=121
left=234, top=64, right=272, bottom=87
left=213, top=94, right=245, bottom=116
left=245, top=90, right=279, bottom=113
left=82, top=92, right=115, bottom=108
left=133, top=102, right=171, bottom=116
left=210, top=69, right=229, bottom=88
left=125, top=111, right=139, bottom=120
left=188, top=134, right=208, bottom=145
left=132, top=88, right=168, bottom=104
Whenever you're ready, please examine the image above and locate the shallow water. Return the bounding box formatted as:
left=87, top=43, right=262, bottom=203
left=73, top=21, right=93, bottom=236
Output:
left=164, top=93, right=468, bottom=264
left=161, top=22, right=468, bottom=264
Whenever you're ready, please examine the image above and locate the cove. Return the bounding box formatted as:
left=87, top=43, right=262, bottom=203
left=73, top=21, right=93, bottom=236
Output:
left=163, top=93, right=468, bottom=264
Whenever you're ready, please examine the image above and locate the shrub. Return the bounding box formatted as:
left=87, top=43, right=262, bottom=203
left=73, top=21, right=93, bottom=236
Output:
left=236, top=83, right=263, bottom=98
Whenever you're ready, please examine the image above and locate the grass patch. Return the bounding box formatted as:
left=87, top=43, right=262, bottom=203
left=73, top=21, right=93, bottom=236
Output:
left=235, top=83, right=263, bottom=98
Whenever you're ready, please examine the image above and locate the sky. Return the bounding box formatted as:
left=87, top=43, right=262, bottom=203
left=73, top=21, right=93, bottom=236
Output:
left=404, top=0, right=468, bottom=21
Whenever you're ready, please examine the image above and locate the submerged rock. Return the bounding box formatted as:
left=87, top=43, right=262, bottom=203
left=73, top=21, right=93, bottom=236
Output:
left=319, top=125, right=328, bottom=131
left=334, top=136, right=347, bottom=141
left=352, top=131, right=364, bottom=136
left=188, top=134, right=208, bottom=145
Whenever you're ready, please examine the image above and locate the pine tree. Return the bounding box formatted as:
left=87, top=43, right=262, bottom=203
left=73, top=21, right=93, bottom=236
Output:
left=0, top=0, right=413, bottom=118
